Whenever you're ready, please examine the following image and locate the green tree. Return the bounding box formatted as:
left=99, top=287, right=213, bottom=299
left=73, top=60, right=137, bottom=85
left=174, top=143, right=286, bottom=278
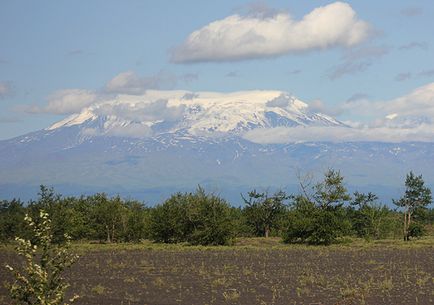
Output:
left=393, top=171, right=432, bottom=241
left=67, top=196, right=95, bottom=240
left=185, top=187, right=234, bottom=245
left=122, top=200, right=149, bottom=242
left=149, top=193, right=189, bottom=243
left=89, top=194, right=126, bottom=243
left=350, top=192, right=394, bottom=240
left=5, top=210, right=78, bottom=305
left=242, top=190, right=289, bottom=237
left=27, top=186, right=76, bottom=244
left=283, top=195, right=316, bottom=243
left=149, top=187, right=234, bottom=245
left=312, top=169, right=351, bottom=209
left=284, top=169, right=351, bottom=245
left=0, top=199, right=26, bottom=243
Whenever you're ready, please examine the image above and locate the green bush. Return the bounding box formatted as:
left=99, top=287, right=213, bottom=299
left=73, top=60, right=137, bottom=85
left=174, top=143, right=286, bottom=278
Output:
left=349, top=192, right=399, bottom=240
left=283, top=196, right=350, bottom=245
left=0, top=199, right=26, bottom=243
left=149, top=193, right=190, bottom=243
left=283, top=197, right=316, bottom=243
left=283, top=169, right=352, bottom=245
left=242, top=190, right=289, bottom=238
left=408, top=222, right=425, bottom=239
left=5, top=210, right=78, bottom=305
left=149, top=187, right=234, bottom=245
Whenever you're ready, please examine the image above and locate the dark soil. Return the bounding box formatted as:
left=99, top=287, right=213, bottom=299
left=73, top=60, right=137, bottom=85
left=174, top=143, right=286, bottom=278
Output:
left=1, top=244, right=433, bottom=305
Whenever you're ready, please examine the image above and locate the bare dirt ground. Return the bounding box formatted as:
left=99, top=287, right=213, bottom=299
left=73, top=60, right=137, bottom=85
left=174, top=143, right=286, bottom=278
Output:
left=1, top=238, right=433, bottom=305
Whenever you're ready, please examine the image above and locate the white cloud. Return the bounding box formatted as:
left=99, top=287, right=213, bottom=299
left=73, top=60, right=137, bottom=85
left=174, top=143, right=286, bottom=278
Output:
left=380, top=82, right=434, bottom=118
left=266, top=94, right=292, bottom=108
left=45, top=89, right=97, bottom=114
left=308, top=99, right=342, bottom=116
left=181, top=92, right=199, bottom=100
left=334, top=83, right=434, bottom=122
left=20, top=70, right=198, bottom=114
left=94, top=99, right=185, bottom=123
left=243, top=124, right=434, bottom=144
left=171, top=2, right=371, bottom=63
left=244, top=82, right=434, bottom=143
left=21, top=89, right=97, bottom=115
left=79, top=99, right=186, bottom=138
left=105, top=71, right=176, bottom=95
left=385, top=113, right=398, bottom=120
left=105, top=71, right=197, bottom=94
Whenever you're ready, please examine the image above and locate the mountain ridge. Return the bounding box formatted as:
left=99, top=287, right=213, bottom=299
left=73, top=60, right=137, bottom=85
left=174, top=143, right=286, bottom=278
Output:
left=1, top=90, right=433, bottom=204
left=43, top=90, right=343, bottom=143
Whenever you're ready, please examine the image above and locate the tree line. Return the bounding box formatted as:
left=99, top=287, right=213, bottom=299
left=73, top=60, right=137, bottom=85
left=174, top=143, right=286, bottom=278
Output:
left=1, top=170, right=433, bottom=246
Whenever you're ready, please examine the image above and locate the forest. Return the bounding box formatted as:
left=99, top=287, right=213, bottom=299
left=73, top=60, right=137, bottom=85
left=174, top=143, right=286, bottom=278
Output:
left=1, top=169, right=433, bottom=246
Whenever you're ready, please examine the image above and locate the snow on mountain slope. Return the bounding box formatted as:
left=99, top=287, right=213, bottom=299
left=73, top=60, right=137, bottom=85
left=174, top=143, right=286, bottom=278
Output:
left=2, top=89, right=434, bottom=203
left=46, top=90, right=343, bottom=139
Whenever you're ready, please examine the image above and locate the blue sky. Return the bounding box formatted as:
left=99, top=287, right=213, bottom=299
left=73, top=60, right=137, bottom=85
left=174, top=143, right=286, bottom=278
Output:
left=1, top=0, right=434, bottom=140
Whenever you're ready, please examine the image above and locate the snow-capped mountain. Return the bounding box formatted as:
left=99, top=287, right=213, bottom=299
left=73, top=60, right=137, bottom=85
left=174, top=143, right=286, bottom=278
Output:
left=46, top=90, right=342, bottom=141
left=0, top=90, right=433, bottom=203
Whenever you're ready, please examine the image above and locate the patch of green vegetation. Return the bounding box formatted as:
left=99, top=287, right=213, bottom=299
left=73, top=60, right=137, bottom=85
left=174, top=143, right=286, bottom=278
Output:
left=91, top=284, right=107, bottom=295
left=1, top=170, right=433, bottom=250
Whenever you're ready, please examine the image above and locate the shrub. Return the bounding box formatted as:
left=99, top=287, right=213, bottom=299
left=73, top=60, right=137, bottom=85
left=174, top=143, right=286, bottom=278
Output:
left=408, top=222, right=425, bottom=239
left=283, top=169, right=351, bottom=245
left=149, top=187, right=234, bottom=245
left=185, top=188, right=234, bottom=245
left=5, top=210, right=78, bottom=305
left=242, top=190, right=289, bottom=238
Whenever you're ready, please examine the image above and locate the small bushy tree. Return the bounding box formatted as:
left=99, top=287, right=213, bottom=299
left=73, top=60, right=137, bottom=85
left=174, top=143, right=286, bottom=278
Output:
left=122, top=200, right=150, bottom=242
left=89, top=193, right=126, bottom=243
left=0, top=199, right=26, bottom=243
left=283, top=196, right=316, bottom=243
left=393, top=171, right=432, bottom=241
left=186, top=188, right=234, bottom=245
left=5, top=210, right=78, bottom=305
left=149, top=187, right=234, bottom=245
left=350, top=192, right=394, bottom=240
left=242, top=190, right=289, bottom=237
left=284, top=169, right=351, bottom=245
left=149, top=193, right=189, bottom=243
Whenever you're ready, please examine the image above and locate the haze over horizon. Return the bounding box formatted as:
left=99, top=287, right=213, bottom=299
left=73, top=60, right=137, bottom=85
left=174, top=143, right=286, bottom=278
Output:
left=1, top=1, right=434, bottom=142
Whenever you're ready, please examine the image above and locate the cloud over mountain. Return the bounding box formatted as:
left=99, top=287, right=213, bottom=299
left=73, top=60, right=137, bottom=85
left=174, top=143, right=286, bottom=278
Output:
left=21, top=89, right=97, bottom=115
left=244, top=82, right=434, bottom=144
left=243, top=124, right=434, bottom=144
left=340, top=82, right=434, bottom=121
left=105, top=71, right=178, bottom=95
left=171, top=2, right=371, bottom=63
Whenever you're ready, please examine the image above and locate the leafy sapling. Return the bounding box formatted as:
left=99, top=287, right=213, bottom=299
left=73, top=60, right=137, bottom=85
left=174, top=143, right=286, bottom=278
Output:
left=5, top=210, right=78, bottom=305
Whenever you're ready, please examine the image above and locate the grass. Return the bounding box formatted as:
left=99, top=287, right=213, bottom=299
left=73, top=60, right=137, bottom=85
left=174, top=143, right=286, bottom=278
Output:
left=90, top=284, right=107, bottom=295
left=67, top=235, right=434, bottom=253
left=222, top=289, right=241, bottom=302
left=1, top=235, right=433, bottom=254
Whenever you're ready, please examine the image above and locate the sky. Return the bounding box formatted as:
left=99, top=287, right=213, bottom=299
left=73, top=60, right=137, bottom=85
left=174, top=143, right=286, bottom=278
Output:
left=1, top=0, right=434, bottom=140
